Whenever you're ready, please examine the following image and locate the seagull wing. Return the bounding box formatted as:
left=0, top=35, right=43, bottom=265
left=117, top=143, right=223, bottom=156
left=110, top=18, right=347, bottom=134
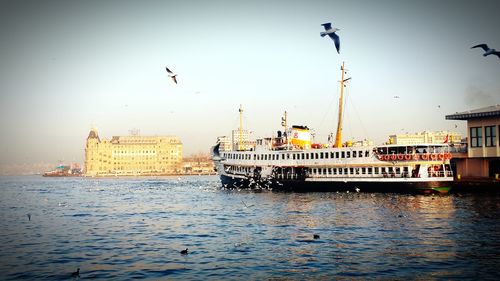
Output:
left=166, top=67, right=173, bottom=74
left=172, top=75, right=177, bottom=84
left=491, top=51, right=500, bottom=58
left=471, top=44, right=489, bottom=51
left=328, top=32, right=340, bottom=53
left=321, top=22, right=332, bottom=31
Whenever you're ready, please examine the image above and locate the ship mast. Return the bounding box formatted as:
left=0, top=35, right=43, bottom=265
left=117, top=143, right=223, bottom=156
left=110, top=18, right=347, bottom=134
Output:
left=238, top=104, right=243, bottom=151
left=334, top=62, right=350, bottom=148
left=281, top=111, right=288, bottom=149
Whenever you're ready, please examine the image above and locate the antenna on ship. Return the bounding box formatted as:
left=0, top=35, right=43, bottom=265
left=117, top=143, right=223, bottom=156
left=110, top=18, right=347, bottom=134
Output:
left=334, top=61, right=351, bottom=148
left=238, top=104, right=244, bottom=151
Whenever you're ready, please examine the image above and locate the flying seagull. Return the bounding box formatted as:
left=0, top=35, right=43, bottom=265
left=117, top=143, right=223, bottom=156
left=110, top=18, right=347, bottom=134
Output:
left=320, top=23, right=340, bottom=53
left=471, top=44, right=500, bottom=59
left=165, top=67, right=178, bottom=84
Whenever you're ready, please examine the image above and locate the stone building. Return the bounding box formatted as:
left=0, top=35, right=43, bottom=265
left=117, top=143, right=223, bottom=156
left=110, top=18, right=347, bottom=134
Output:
left=85, top=128, right=182, bottom=176
left=446, top=105, right=500, bottom=178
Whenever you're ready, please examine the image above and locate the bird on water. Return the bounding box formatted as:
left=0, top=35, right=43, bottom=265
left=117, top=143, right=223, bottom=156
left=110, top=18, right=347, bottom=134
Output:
left=320, top=22, right=341, bottom=54
left=180, top=248, right=188, bottom=255
left=471, top=44, right=500, bottom=59
left=71, top=268, right=80, bottom=279
left=166, top=67, right=178, bottom=84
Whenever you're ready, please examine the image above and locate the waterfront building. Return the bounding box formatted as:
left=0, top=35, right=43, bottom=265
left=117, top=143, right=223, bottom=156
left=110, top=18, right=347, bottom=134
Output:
left=85, top=128, right=182, bottom=176
left=182, top=153, right=215, bottom=175
left=446, top=105, right=500, bottom=178
left=231, top=129, right=256, bottom=151
left=388, top=131, right=462, bottom=145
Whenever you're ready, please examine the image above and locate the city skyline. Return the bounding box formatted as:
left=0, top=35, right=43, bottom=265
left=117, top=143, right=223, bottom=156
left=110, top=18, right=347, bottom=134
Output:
left=1, top=0, right=500, bottom=168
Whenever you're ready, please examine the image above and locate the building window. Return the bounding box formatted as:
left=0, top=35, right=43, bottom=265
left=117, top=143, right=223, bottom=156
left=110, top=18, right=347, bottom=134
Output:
left=485, top=126, right=496, bottom=147
left=470, top=127, right=482, bottom=148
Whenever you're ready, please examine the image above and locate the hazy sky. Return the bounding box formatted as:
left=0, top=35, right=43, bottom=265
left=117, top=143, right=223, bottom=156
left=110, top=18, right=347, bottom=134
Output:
left=1, top=0, right=499, bottom=165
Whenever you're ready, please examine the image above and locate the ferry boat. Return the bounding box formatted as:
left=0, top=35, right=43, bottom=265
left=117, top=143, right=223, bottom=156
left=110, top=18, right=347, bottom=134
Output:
left=211, top=63, right=454, bottom=194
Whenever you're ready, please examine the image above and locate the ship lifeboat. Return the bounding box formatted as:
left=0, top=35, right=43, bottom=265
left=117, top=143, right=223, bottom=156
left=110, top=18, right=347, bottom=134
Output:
left=404, top=154, right=412, bottom=160
left=378, top=154, right=385, bottom=161
left=430, top=153, right=438, bottom=160
left=438, top=153, right=445, bottom=160
left=384, top=154, right=391, bottom=161
left=391, top=154, right=397, bottom=161
left=421, top=154, right=429, bottom=160
left=397, top=154, right=404, bottom=160
left=413, top=154, right=419, bottom=160
left=445, top=153, right=452, bottom=160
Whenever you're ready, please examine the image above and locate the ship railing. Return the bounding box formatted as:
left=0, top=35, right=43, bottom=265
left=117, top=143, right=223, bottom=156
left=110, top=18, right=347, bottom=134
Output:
left=427, top=170, right=453, bottom=178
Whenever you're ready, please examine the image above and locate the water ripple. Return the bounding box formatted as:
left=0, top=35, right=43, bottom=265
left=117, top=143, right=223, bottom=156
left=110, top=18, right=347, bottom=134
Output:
left=0, top=176, right=499, bottom=280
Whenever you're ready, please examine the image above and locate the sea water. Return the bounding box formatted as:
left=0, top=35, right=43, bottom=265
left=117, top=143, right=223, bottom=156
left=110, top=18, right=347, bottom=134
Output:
left=0, top=176, right=498, bottom=280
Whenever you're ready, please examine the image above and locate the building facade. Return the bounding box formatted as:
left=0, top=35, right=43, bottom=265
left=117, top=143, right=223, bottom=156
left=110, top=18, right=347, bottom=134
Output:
left=446, top=105, right=500, bottom=178
left=85, top=128, right=183, bottom=176
left=388, top=131, right=462, bottom=145
left=231, top=129, right=256, bottom=151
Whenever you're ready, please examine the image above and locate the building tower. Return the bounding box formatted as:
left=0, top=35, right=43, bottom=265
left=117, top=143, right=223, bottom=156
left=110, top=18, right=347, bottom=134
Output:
left=85, top=127, right=100, bottom=175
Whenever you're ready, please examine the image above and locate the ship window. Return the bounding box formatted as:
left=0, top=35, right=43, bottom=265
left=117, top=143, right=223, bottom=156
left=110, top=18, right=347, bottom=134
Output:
left=344, top=168, right=348, bottom=175
left=365, top=151, right=370, bottom=157
left=318, top=169, right=322, bottom=175
left=292, top=154, right=296, bottom=160
left=287, top=154, right=290, bottom=159
left=338, top=168, right=342, bottom=175
left=282, top=154, right=285, bottom=160
left=330, top=152, right=334, bottom=158
left=315, top=153, right=319, bottom=159
left=341, top=151, right=345, bottom=158
left=336, top=152, right=339, bottom=158
left=257, top=155, right=260, bottom=160
left=333, top=168, right=337, bottom=175
left=328, top=168, right=332, bottom=174
left=367, top=167, right=372, bottom=174
left=355, top=168, right=359, bottom=175
left=353, top=151, right=357, bottom=158
left=320, top=152, right=324, bottom=159
left=374, top=167, right=379, bottom=174
left=325, top=152, right=329, bottom=159
left=346, top=151, right=351, bottom=158
left=306, top=153, right=310, bottom=160
left=362, top=168, right=366, bottom=174
left=301, top=153, right=305, bottom=160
